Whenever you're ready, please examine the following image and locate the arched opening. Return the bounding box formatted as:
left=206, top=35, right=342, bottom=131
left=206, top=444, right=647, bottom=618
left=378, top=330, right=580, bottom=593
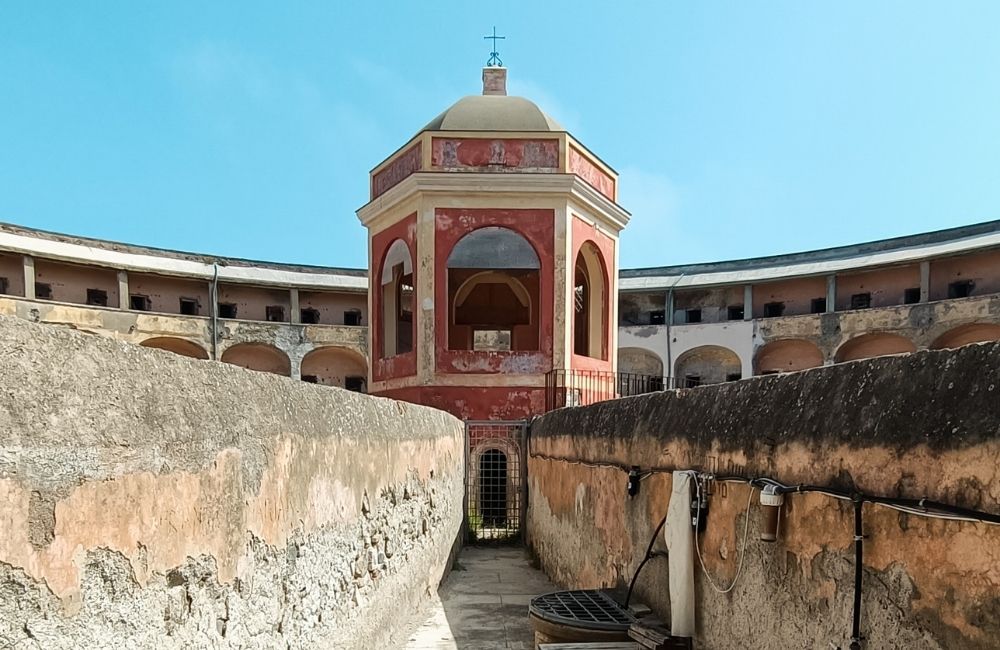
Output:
left=674, top=345, right=742, bottom=388
left=574, top=242, right=608, bottom=359
left=220, top=343, right=291, bottom=376
left=379, top=239, right=414, bottom=359
left=479, top=448, right=508, bottom=528
left=139, top=337, right=208, bottom=360
left=300, top=347, right=368, bottom=392
left=930, top=323, right=1000, bottom=350
left=835, top=333, right=916, bottom=363
left=447, top=227, right=540, bottom=351
left=617, top=347, right=665, bottom=394
left=755, top=339, right=824, bottom=375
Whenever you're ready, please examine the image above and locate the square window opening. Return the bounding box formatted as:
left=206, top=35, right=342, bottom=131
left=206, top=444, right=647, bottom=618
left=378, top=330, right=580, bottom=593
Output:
left=727, top=305, right=744, bottom=321
left=218, top=303, right=238, bottom=319
left=684, top=374, right=701, bottom=388
left=726, top=372, right=742, bottom=382
left=130, top=295, right=151, bottom=311
left=86, top=288, right=108, bottom=307
left=948, top=280, right=974, bottom=299
left=810, top=297, right=827, bottom=314
left=763, top=301, right=785, bottom=318
left=0, top=277, right=8, bottom=295
left=903, top=287, right=921, bottom=304
left=179, top=298, right=199, bottom=316
left=265, top=305, right=286, bottom=322
left=649, top=310, right=666, bottom=325
left=35, top=283, right=52, bottom=300
left=344, top=309, right=362, bottom=326
left=345, top=376, right=366, bottom=393
left=685, top=309, right=702, bottom=324
left=850, top=293, right=872, bottom=310
left=300, top=308, right=320, bottom=324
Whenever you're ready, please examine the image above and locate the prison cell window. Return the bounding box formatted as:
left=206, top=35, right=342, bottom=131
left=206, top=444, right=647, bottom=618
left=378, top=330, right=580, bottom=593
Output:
left=948, top=280, right=974, bottom=299
left=301, top=374, right=319, bottom=383
left=726, top=372, right=742, bottom=382
left=810, top=297, right=827, bottom=314
left=179, top=297, right=199, bottom=316
left=0, top=277, right=8, bottom=295
left=685, top=309, right=702, bottom=324
left=265, top=305, right=286, bottom=322
left=218, top=303, right=238, bottom=319
left=130, top=295, right=151, bottom=311
left=904, top=287, right=921, bottom=304
left=727, top=305, right=744, bottom=321
left=35, top=283, right=52, bottom=300
left=684, top=374, right=701, bottom=388
left=86, top=288, right=108, bottom=307
left=345, top=376, right=366, bottom=393
left=649, top=309, right=666, bottom=325
left=343, top=309, right=362, bottom=326
left=300, top=307, right=320, bottom=324
left=850, top=293, right=872, bottom=310
left=763, top=301, right=785, bottom=318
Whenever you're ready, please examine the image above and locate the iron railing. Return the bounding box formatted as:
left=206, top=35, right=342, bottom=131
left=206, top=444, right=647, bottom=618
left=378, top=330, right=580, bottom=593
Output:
left=544, top=369, right=677, bottom=411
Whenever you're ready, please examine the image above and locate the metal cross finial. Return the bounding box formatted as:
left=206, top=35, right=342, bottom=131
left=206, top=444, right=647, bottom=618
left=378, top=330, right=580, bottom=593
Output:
left=484, top=27, right=506, bottom=67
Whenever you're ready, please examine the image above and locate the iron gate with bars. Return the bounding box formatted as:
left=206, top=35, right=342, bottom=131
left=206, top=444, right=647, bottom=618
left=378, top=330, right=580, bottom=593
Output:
left=464, top=420, right=527, bottom=543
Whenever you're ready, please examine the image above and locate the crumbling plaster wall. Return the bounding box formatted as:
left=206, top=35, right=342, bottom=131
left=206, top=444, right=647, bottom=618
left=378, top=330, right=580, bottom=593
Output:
left=527, top=342, right=1000, bottom=649
left=0, top=315, right=463, bottom=650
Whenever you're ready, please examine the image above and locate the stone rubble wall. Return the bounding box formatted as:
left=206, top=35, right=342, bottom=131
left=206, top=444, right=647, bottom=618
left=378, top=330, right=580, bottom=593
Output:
left=527, top=342, right=1000, bottom=650
left=0, top=315, right=464, bottom=649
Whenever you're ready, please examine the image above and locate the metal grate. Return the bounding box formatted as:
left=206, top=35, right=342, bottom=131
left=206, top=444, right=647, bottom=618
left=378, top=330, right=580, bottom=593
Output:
left=529, top=590, right=637, bottom=631
left=465, top=420, right=526, bottom=543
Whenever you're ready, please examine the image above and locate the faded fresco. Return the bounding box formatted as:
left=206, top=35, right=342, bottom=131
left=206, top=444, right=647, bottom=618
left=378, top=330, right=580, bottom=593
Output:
left=569, top=146, right=615, bottom=200
left=372, top=143, right=422, bottom=199
left=431, top=138, right=559, bottom=171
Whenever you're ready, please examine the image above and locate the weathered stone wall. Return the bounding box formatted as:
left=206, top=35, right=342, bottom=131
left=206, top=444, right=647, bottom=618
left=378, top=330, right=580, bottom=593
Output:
left=0, top=315, right=464, bottom=649
left=527, top=343, right=1000, bottom=649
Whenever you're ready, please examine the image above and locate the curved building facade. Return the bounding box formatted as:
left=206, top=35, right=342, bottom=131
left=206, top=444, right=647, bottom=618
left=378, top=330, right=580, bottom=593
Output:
left=1, top=67, right=998, bottom=411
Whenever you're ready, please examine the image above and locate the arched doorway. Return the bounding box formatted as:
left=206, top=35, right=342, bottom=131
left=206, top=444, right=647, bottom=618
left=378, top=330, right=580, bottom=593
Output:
left=447, top=227, right=540, bottom=351
left=220, top=343, right=291, bottom=376
left=930, top=323, right=1000, bottom=350
left=574, top=241, right=608, bottom=359
left=139, top=337, right=208, bottom=360
left=479, top=448, right=508, bottom=528
left=755, top=339, right=824, bottom=375
left=378, top=239, right=414, bottom=359
left=674, top=345, right=742, bottom=387
left=835, top=333, right=915, bottom=363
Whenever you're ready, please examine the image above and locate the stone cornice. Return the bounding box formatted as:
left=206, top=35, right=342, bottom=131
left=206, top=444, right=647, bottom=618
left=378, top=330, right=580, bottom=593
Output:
left=356, top=172, right=631, bottom=231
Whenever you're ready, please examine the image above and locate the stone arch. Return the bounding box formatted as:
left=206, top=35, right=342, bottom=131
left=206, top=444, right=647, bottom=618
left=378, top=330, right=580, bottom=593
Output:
left=378, top=239, right=414, bottom=359
left=674, top=345, right=741, bottom=387
left=755, top=339, right=824, bottom=375
left=469, top=439, right=521, bottom=533
left=574, top=241, right=608, bottom=359
left=220, top=343, right=291, bottom=376
left=618, top=347, right=664, bottom=377
left=446, top=227, right=541, bottom=352
left=835, top=333, right=916, bottom=363
left=300, top=346, right=368, bottom=392
left=930, top=323, right=1000, bottom=350
left=139, top=337, right=208, bottom=360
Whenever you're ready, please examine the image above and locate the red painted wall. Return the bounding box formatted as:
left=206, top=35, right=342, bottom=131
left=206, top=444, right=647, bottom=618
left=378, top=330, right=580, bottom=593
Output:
left=371, top=143, right=422, bottom=199
left=431, top=138, right=559, bottom=171
left=571, top=215, right=615, bottom=372
left=375, top=385, right=546, bottom=421
left=434, top=208, right=555, bottom=375
left=569, top=146, right=615, bottom=200
left=370, top=213, right=418, bottom=382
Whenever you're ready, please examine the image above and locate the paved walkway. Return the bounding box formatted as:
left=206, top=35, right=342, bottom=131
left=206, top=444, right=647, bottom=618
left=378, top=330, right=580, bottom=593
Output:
left=404, top=546, right=559, bottom=649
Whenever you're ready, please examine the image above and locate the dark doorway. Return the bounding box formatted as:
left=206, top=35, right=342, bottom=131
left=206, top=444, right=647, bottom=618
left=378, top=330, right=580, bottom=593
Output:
left=479, top=449, right=508, bottom=528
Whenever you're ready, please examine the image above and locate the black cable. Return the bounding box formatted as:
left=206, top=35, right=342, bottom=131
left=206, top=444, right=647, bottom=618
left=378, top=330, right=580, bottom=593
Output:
left=850, top=499, right=864, bottom=650
left=625, top=513, right=668, bottom=608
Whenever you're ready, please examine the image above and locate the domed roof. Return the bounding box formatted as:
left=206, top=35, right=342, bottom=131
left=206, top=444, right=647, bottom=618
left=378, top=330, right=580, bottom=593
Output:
left=421, top=95, right=564, bottom=133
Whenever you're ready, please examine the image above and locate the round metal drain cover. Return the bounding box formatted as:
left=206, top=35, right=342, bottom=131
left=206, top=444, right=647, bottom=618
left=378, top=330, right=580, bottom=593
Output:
left=529, top=589, right=636, bottom=631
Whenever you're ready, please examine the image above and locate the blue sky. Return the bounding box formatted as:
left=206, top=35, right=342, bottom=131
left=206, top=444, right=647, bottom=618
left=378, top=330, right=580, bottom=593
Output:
left=2, top=2, right=999, bottom=269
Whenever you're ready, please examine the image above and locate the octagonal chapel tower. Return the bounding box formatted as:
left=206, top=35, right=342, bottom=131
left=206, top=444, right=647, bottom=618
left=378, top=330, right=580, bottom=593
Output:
left=357, top=67, right=629, bottom=421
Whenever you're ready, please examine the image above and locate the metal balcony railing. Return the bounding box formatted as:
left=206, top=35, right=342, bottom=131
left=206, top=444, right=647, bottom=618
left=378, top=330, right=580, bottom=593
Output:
left=544, top=369, right=677, bottom=412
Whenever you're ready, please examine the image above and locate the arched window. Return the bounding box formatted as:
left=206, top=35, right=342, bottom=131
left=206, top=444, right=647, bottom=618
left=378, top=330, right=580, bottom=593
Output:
left=379, top=239, right=414, bottom=358
left=574, top=242, right=607, bottom=359
left=446, top=227, right=540, bottom=351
